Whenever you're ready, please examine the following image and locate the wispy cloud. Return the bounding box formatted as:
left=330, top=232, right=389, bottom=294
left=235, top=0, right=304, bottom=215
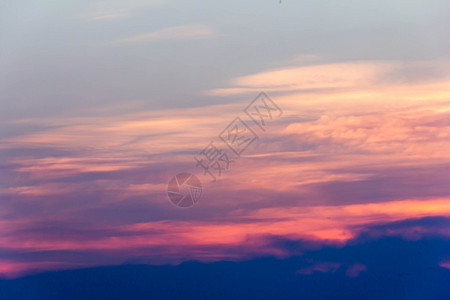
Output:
left=107, top=24, right=214, bottom=45
left=80, top=0, right=167, bottom=21
left=205, top=60, right=450, bottom=96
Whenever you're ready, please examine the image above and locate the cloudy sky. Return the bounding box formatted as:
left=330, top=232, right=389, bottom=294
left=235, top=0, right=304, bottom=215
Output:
left=1, top=0, right=450, bottom=279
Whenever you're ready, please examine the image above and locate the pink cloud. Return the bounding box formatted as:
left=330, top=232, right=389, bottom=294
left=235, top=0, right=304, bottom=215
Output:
left=439, top=261, right=450, bottom=270
left=346, top=263, right=367, bottom=277
left=1, top=59, right=450, bottom=277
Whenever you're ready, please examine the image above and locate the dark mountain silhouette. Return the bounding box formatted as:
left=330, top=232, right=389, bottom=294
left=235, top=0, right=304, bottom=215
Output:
left=1, top=217, right=450, bottom=299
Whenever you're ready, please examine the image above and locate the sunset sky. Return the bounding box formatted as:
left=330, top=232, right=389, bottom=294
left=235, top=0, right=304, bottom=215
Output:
left=1, top=0, right=450, bottom=291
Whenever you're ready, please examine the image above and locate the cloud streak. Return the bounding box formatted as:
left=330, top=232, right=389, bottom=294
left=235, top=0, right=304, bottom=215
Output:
left=79, top=0, right=167, bottom=21
left=107, top=24, right=214, bottom=45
